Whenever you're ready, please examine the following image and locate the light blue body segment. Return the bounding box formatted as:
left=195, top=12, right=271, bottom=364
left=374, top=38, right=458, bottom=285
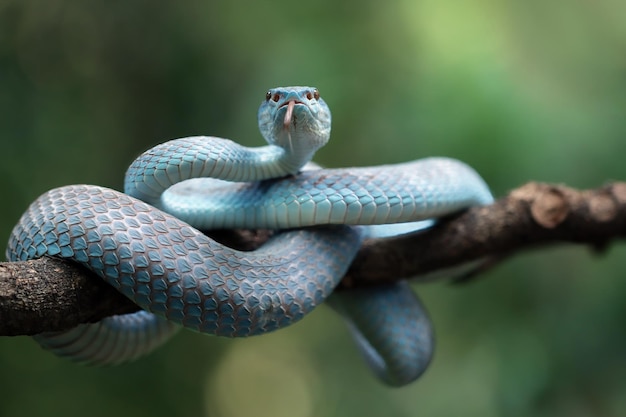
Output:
left=33, top=311, right=179, bottom=365
left=157, top=157, right=492, bottom=230
left=6, top=86, right=493, bottom=386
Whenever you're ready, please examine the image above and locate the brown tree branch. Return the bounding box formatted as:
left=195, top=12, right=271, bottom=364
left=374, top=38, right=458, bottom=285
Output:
left=345, top=181, right=626, bottom=285
left=2, top=181, right=626, bottom=336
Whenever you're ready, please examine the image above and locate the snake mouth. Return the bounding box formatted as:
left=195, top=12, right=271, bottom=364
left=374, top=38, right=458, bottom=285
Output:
left=278, top=100, right=304, bottom=109
left=281, top=100, right=306, bottom=129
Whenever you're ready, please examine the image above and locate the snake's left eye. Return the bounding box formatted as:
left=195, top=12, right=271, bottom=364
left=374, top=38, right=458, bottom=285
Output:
left=265, top=91, right=271, bottom=101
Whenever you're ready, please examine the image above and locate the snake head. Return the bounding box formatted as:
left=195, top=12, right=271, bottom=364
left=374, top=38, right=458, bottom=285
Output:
left=258, top=86, right=332, bottom=156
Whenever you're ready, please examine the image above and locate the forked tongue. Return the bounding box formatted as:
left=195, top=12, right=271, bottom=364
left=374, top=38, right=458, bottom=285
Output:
left=283, top=100, right=295, bottom=129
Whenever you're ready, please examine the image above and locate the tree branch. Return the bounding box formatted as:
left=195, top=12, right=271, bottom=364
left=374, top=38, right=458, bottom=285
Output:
left=2, top=181, right=626, bottom=336
left=345, top=181, right=626, bottom=285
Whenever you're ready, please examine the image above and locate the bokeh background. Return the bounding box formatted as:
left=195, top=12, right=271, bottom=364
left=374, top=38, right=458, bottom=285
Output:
left=1, top=1, right=626, bottom=416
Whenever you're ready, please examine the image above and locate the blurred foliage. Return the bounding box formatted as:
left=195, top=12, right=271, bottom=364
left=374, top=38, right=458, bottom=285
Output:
left=1, top=0, right=626, bottom=416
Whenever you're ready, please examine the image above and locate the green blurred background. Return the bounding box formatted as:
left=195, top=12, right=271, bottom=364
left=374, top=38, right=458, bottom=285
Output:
left=1, top=0, right=626, bottom=416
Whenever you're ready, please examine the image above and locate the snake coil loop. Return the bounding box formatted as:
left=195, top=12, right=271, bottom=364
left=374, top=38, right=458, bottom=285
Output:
left=6, top=86, right=492, bottom=386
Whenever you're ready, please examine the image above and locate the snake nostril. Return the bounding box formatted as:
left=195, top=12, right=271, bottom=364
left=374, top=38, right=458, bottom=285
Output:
left=306, top=91, right=313, bottom=100
left=272, top=93, right=280, bottom=102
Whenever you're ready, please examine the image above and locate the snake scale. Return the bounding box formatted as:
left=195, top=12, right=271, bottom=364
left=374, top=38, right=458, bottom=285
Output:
left=6, top=87, right=493, bottom=386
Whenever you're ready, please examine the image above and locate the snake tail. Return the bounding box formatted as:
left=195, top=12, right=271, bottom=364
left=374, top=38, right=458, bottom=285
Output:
left=329, top=282, right=434, bottom=386
left=33, top=312, right=179, bottom=365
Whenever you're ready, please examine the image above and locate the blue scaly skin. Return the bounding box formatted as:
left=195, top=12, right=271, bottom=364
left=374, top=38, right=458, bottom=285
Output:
left=6, top=86, right=493, bottom=386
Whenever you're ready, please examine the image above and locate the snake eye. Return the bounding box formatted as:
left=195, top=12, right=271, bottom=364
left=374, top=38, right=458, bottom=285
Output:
left=306, top=89, right=320, bottom=100
left=265, top=91, right=280, bottom=102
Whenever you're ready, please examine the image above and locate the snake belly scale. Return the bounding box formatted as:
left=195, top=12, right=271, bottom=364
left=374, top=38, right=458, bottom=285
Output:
left=6, top=86, right=493, bottom=386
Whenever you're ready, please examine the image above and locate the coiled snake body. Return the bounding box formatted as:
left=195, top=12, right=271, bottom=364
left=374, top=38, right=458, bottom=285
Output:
left=6, top=87, right=492, bottom=386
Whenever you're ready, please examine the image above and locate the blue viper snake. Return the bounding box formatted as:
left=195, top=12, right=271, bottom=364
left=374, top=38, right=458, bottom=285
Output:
left=6, top=87, right=493, bottom=386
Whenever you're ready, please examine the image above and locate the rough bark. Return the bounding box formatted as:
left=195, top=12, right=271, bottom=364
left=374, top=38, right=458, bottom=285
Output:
left=2, top=181, right=625, bottom=336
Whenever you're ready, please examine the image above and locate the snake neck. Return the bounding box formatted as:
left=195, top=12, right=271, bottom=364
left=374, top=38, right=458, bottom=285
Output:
left=123, top=135, right=320, bottom=207
left=270, top=129, right=325, bottom=175
left=126, top=87, right=331, bottom=206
